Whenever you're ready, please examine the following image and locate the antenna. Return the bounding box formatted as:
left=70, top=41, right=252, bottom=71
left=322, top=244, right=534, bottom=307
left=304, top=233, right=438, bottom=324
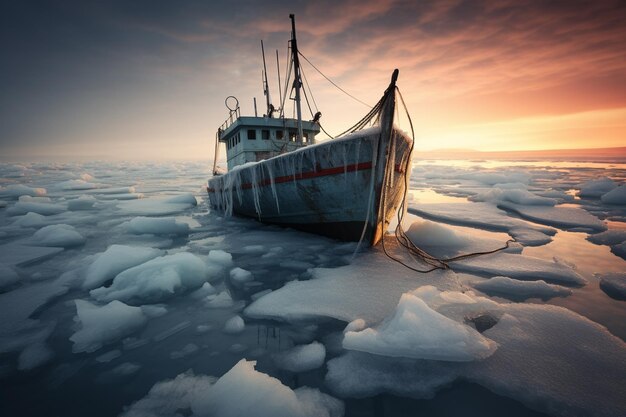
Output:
left=276, top=49, right=282, bottom=116
left=261, top=40, right=274, bottom=117
left=289, top=14, right=304, bottom=143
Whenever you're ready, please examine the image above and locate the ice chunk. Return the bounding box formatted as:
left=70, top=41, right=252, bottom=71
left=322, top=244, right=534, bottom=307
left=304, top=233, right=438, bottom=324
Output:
left=116, top=193, right=197, bottom=215
left=67, top=195, right=97, bottom=210
left=598, top=273, right=626, bottom=301
left=0, top=184, right=46, bottom=198
left=90, top=253, right=210, bottom=304
left=223, top=315, right=245, bottom=334
left=12, top=212, right=49, bottom=228
left=121, top=361, right=343, bottom=417
left=470, top=187, right=556, bottom=206
left=0, top=263, right=19, bottom=290
left=208, top=249, right=233, bottom=267
left=343, top=292, right=496, bottom=361
left=170, top=343, right=199, bottom=359
left=273, top=341, right=326, bottom=372
left=326, top=351, right=459, bottom=399
left=246, top=252, right=459, bottom=324
left=467, top=305, right=626, bottom=417
left=125, top=216, right=190, bottom=235
left=56, top=179, right=100, bottom=190
left=578, top=178, right=617, bottom=198
left=498, top=203, right=606, bottom=232
left=472, top=276, right=572, bottom=301
left=405, top=220, right=512, bottom=258
left=83, top=245, right=163, bottom=289
left=451, top=252, right=586, bottom=286
left=96, top=350, right=122, bottom=363
left=8, top=196, right=66, bottom=216
left=587, top=229, right=626, bottom=246
left=0, top=241, right=63, bottom=266
left=327, top=298, right=626, bottom=417
left=601, top=185, right=626, bottom=205
left=408, top=202, right=555, bottom=246
left=343, top=319, right=366, bottom=334
left=70, top=300, right=147, bottom=353
left=31, top=224, right=85, bottom=247
left=120, top=370, right=217, bottom=417
left=190, top=282, right=216, bottom=299
left=229, top=267, right=253, bottom=284
left=192, top=359, right=343, bottom=417
left=205, top=291, right=234, bottom=308
left=18, top=341, right=54, bottom=370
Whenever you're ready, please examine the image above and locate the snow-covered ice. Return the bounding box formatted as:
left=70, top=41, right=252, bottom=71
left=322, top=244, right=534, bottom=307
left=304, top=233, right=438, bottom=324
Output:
left=30, top=224, right=85, bottom=247
left=223, top=315, right=245, bottom=333
left=121, top=360, right=343, bottom=417
left=472, top=276, right=572, bottom=301
left=125, top=216, right=190, bottom=235
left=273, top=341, right=326, bottom=372
left=451, top=252, right=586, bottom=286
left=343, top=287, right=497, bottom=362
left=601, top=185, right=626, bottom=205
left=83, top=245, right=164, bottom=289
left=598, top=273, right=626, bottom=300
left=90, top=253, right=211, bottom=304
left=70, top=299, right=147, bottom=353
left=1, top=159, right=625, bottom=417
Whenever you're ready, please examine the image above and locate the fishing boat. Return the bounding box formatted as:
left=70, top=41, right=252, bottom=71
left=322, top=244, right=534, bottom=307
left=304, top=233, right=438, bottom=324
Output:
left=207, top=15, right=413, bottom=246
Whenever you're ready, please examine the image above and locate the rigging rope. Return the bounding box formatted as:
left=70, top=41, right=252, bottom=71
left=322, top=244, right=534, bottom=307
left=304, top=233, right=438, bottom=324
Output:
left=374, top=86, right=517, bottom=278
left=298, top=51, right=372, bottom=109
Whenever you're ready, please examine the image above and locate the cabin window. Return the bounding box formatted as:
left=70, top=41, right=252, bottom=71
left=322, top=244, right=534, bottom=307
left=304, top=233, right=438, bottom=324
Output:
left=262, top=129, right=270, bottom=140
left=289, top=130, right=297, bottom=142
left=303, top=132, right=309, bottom=143
left=276, top=130, right=284, bottom=140
left=247, top=129, right=256, bottom=140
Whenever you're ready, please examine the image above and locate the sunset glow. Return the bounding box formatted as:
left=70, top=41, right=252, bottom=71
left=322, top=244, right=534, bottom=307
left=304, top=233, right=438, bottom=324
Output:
left=1, top=0, right=625, bottom=160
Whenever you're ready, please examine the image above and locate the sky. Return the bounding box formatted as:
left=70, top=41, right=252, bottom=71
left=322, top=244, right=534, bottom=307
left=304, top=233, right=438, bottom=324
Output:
left=1, top=0, right=625, bottom=161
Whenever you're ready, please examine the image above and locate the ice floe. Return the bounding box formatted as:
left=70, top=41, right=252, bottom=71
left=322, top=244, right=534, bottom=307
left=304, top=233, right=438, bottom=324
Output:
left=598, top=273, right=626, bottom=301
left=30, top=224, right=85, bottom=247
left=70, top=300, right=147, bottom=353
left=601, top=185, right=626, bottom=205
left=451, top=252, right=586, bottom=286
left=116, top=193, right=197, bottom=216
left=472, top=276, right=572, bottom=301
left=229, top=267, right=253, bottom=284
left=578, top=178, right=617, bottom=198
left=246, top=252, right=458, bottom=324
left=125, top=216, right=190, bottom=235
left=0, top=184, right=46, bottom=198
left=498, top=203, right=606, bottom=232
left=0, top=263, right=19, bottom=290
left=83, top=245, right=164, bottom=289
left=90, top=253, right=211, bottom=304
left=343, top=287, right=497, bottom=361
left=326, top=289, right=626, bottom=417
left=223, top=315, right=245, bottom=334
left=408, top=202, right=555, bottom=246
left=405, top=219, right=514, bottom=258
left=67, top=195, right=97, bottom=210
left=273, top=341, right=326, bottom=372
left=7, top=196, right=66, bottom=216
left=121, top=360, right=343, bottom=417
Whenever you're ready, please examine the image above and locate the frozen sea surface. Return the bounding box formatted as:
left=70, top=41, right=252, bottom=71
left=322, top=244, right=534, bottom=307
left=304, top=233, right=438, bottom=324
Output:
left=1, top=159, right=625, bottom=417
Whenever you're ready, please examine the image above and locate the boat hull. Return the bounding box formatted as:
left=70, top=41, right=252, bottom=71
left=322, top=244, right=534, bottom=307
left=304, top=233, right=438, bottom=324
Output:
left=207, top=126, right=412, bottom=245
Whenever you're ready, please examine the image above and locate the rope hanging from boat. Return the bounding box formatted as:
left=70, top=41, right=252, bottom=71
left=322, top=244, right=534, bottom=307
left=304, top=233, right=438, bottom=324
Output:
left=378, top=87, right=518, bottom=275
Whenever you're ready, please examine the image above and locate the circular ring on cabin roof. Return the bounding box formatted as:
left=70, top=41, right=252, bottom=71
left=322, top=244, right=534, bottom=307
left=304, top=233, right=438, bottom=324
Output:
left=225, top=96, right=239, bottom=111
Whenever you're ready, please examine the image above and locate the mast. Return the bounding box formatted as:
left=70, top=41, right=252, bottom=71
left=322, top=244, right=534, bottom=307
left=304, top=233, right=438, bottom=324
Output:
left=289, top=14, right=304, bottom=143
left=261, top=40, right=273, bottom=117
